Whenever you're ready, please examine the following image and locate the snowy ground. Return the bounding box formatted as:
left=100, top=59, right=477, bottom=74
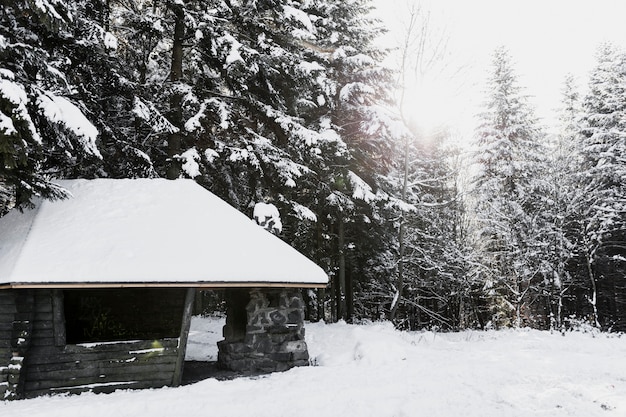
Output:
left=2, top=317, right=626, bottom=417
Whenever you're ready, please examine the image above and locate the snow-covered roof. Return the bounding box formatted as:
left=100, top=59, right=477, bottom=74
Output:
left=0, top=179, right=328, bottom=288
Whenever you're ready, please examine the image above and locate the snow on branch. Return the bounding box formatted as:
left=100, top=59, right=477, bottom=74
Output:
left=76, top=20, right=118, bottom=50
left=339, top=82, right=375, bottom=103
left=292, top=202, right=317, bottom=222
left=132, top=97, right=179, bottom=134
left=345, top=53, right=375, bottom=67
left=218, top=34, right=245, bottom=68
left=185, top=98, right=230, bottom=132
left=37, top=92, right=101, bottom=158
left=282, top=5, right=314, bottom=33
left=179, top=148, right=201, bottom=178
left=0, top=77, right=41, bottom=143
left=30, top=0, right=74, bottom=31
left=348, top=171, right=377, bottom=203
left=253, top=202, right=282, bottom=234
left=326, top=191, right=355, bottom=211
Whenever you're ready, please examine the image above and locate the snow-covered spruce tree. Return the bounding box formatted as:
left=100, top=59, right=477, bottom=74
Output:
left=546, top=74, right=596, bottom=329
left=471, top=47, right=553, bottom=328
left=579, top=43, right=626, bottom=331
left=0, top=0, right=106, bottom=210
left=304, top=0, right=402, bottom=322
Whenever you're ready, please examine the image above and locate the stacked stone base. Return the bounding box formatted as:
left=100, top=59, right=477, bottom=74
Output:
left=217, top=288, right=309, bottom=373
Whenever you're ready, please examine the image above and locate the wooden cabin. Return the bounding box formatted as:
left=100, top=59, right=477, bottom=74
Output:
left=0, top=179, right=327, bottom=399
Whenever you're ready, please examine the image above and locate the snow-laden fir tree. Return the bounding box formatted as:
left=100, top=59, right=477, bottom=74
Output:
left=579, top=43, right=626, bottom=330
left=471, top=47, right=553, bottom=328
left=544, top=74, right=591, bottom=329
left=0, top=0, right=108, bottom=209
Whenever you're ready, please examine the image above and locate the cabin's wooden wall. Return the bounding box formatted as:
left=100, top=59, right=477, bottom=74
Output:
left=1, top=289, right=183, bottom=399
left=0, top=290, right=34, bottom=399
left=23, top=337, right=180, bottom=397
left=0, top=289, right=33, bottom=399
left=0, top=290, right=16, bottom=399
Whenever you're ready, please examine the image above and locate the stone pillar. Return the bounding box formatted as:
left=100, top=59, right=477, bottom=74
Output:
left=217, top=288, right=309, bottom=373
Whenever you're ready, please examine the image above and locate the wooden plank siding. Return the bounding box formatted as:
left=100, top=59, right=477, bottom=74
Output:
left=22, top=338, right=179, bottom=397
left=1, top=289, right=184, bottom=398
left=0, top=290, right=25, bottom=399
left=0, top=291, right=15, bottom=398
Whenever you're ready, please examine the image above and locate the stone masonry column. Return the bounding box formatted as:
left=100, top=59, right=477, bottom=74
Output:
left=217, top=288, right=309, bottom=373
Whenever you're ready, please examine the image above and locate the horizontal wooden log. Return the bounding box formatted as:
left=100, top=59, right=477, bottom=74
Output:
left=25, top=354, right=178, bottom=373
left=0, top=302, right=17, bottom=314
left=24, top=378, right=174, bottom=398
left=0, top=296, right=16, bottom=307
left=0, top=320, right=14, bottom=330
left=24, top=362, right=176, bottom=383
left=30, top=337, right=55, bottom=348
left=33, top=311, right=53, bottom=322
left=24, top=371, right=175, bottom=392
left=24, top=339, right=179, bottom=365
left=33, top=303, right=52, bottom=314
left=31, top=328, right=54, bottom=338
left=24, top=368, right=175, bottom=388
left=32, top=350, right=177, bottom=367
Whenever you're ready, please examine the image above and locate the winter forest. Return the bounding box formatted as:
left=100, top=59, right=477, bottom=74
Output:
left=0, top=0, right=624, bottom=332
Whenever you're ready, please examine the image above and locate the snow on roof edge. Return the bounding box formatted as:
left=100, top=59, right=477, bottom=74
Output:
left=0, top=281, right=327, bottom=289
left=0, top=178, right=329, bottom=286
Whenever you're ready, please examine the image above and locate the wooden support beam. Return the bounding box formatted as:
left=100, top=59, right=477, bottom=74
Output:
left=51, top=290, right=66, bottom=347
left=172, top=287, right=195, bottom=387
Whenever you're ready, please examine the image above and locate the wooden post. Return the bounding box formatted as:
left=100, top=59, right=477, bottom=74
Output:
left=172, top=288, right=196, bottom=387
left=51, top=290, right=66, bottom=346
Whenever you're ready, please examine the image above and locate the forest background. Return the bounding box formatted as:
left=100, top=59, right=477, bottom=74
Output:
left=0, top=0, right=624, bottom=331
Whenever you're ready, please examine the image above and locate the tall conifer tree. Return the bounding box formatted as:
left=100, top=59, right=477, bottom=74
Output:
left=471, top=47, right=549, bottom=327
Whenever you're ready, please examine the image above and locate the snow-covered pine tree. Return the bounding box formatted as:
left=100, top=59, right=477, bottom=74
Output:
left=471, top=47, right=551, bottom=328
left=545, top=74, right=595, bottom=329
left=579, top=43, right=626, bottom=331
left=0, top=0, right=105, bottom=209
left=300, top=0, right=402, bottom=322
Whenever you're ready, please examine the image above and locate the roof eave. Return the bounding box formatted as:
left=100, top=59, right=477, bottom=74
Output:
left=0, top=281, right=328, bottom=290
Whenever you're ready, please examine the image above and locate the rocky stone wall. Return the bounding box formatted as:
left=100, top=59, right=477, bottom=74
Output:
left=217, top=288, right=309, bottom=373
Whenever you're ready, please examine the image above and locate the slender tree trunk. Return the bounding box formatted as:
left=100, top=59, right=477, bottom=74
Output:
left=338, top=215, right=347, bottom=321
left=585, top=252, right=600, bottom=328
left=389, top=136, right=409, bottom=321
left=346, top=265, right=353, bottom=323
left=104, top=0, right=110, bottom=31
left=316, top=212, right=325, bottom=322
left=317, top=287, right=326, bottom=322
left=167, top=4, right=185, bottom=180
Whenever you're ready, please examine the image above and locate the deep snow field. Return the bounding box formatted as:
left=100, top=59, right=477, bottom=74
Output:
left=2, top=316, right=626, bottom=417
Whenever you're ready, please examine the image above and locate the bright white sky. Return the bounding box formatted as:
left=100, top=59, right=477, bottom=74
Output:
left=375, top=0, right=626, bottom=138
